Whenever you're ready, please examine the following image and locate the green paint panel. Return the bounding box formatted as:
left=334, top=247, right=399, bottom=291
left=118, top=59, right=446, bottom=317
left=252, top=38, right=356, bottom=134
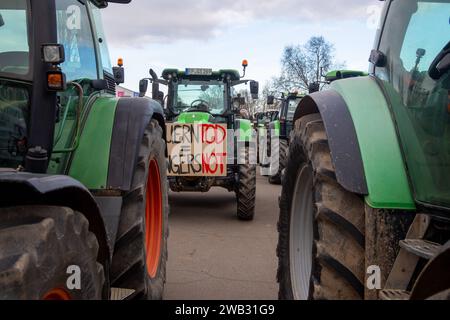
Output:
left=236, top=118, right=253, bottom=142
left=177, top=112, right=211, bottom=124
left=326, top=70, right=368, bottom=82
left=162, top=68, right=241, bottom=81
left=273, top=120, right=281, bottom=136
left=331, top=77, right=416, bottom=210
left=68, top=96, right=118, bottom=190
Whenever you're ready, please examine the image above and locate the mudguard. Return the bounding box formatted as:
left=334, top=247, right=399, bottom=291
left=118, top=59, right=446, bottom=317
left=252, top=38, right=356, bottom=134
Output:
left=293, top=76, right=415, bottom=210
left=0, top=171, right=110, bottom=264
left=69, top=96, right=165, bottom=191
left=107, top=97, right=165, bottom=191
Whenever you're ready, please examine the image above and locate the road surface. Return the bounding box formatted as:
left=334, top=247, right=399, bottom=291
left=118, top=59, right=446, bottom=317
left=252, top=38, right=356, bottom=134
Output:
left=164, top=173, right=281, bottom=300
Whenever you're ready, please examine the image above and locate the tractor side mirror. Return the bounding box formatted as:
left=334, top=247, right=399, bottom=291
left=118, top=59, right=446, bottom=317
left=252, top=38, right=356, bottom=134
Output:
left=0, top=14, right=4, bottom=27
left=369, top=50, right=387, bottom=68
left=429, top=51, right=450, bottom=80
left=139, top=79, right=148, bottom=97
left=308, top=82, right=320, bottom=94
left=113, top=58, right=125, bottom=85
left=152, top=81, right=160, bottom=99
left=155, top=91, right=164, bottom=106
left=267, top=95, right=275, bottom=105
left=113, top=66, right=125, bottom=84
left=250, top=81, right=259, bottom=99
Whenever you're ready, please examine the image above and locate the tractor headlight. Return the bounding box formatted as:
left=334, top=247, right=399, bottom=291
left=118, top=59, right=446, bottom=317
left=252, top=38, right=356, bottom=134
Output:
left=42, top=44, right=65, bottom=64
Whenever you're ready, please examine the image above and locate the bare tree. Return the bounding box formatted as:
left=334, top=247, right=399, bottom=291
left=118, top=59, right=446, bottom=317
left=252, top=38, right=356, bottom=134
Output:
left=270, top=36, right=342, bottom=93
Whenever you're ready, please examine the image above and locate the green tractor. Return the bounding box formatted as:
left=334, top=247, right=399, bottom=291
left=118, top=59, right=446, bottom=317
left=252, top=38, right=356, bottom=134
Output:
left=255, top=110, right=279, bottom=172
left=266, top=93, right=304, bottom=185
left=139, top=63, right=259, bottom=221
left=0, top=0, right=168, bottom=300
left=278, top=0, right=450, bottom=300
left=264, top=73, right=367, bottom=185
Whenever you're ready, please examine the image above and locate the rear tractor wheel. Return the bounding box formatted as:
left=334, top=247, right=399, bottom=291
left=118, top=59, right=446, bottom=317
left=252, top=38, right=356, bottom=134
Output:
left=277, top=114, right=365, bottom=300
left=236, top=147, right=257, bottom=221
left=111, top=120, right=169, bottom=300
left=0, top=206, right=104, bottom=300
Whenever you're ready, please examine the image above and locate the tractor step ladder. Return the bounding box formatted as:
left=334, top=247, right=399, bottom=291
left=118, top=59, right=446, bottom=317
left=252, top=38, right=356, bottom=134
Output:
left=399, top=239, right=441, bottom=260
left=379, top=289, right=411, bottom=301
left=110, top=288, right=136, bottom=300
left=380, top=214, right=443, bottom=300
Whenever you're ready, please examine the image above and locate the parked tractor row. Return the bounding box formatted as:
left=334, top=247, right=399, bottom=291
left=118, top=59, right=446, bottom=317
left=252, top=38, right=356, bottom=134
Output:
left=0, top=0, right=449, bottom=301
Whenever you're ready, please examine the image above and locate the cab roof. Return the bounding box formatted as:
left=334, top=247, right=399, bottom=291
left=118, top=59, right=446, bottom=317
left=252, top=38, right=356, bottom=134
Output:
left=162, top=68, right=241, bottom=82
left=325, top=70, right=368, bottom=82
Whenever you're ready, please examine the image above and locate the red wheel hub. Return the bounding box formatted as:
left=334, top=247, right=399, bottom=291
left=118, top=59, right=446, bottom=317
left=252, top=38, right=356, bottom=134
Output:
left=145, top=158, right=163, bottom=278
left=43, top=288, right=72, bottom=300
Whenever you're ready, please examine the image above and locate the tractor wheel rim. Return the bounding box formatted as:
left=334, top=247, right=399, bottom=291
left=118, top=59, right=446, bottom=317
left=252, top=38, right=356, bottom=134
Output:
left=289, top=164, right=314, bottom=300
left=42, top=288, right=72, bottom=300
left=145, top=158, right=163, bottom=278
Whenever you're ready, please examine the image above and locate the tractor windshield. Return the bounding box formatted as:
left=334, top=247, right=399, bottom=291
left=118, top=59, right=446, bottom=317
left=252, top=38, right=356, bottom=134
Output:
left=376, top=0, right=450, bottom=208
left=174, top=81, right=226, bottom=115
left=0, top=0, right=30, bottom=79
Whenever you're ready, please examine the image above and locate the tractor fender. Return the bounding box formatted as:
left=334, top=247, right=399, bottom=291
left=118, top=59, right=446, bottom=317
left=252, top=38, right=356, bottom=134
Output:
left=0, top=172, right=110, bottom=266
left=293, top=90, right=368, bottom=195
left=69, top=96, right=165, bottom=192
left=107, top=97, right=165, bottom=191
left=293, top=76, right=415, bottom=210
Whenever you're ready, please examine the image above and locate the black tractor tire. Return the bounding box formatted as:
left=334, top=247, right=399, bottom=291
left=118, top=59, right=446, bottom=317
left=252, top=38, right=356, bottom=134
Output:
left=236, top=147, right=257, bottom=221
left=0, top=206, right=104, bottom=300
left=277, top=113, right=365, bottom=300
left=110, top=120, right=169, bottom=300
left=269, top=139, right=289, bottom=185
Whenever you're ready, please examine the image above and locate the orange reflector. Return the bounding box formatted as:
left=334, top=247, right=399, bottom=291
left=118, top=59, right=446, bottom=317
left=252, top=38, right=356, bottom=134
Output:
left=47, top=71, right=66, bottom=91
left=242, top=59, right=248, bottom=67
left=118, top=58, right=124, bottom=67
left=48, top=73, right=63, bottom=88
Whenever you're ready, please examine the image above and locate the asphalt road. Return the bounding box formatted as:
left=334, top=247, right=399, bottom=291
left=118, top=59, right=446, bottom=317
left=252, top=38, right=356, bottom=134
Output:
left=164, top=173, right=281, bottom=300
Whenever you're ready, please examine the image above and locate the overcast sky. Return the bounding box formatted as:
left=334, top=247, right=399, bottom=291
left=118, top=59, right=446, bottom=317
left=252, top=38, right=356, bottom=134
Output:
left=101, top=0, right=383, bottom=92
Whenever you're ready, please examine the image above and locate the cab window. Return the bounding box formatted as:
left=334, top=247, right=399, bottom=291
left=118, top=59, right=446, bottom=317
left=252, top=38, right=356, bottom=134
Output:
left=56, top=0, right=98, bottom=81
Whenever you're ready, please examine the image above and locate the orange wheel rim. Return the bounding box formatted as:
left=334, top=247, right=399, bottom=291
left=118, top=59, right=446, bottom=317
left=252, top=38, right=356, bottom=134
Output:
left=43, top=288, right=72, bottom=300
left=145, top=158, right=163, bottom=278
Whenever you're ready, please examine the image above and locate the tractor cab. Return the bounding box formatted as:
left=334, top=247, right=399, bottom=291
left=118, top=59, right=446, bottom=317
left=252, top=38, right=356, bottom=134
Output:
left=370, top=0, right=450, bottom=209
left=267, top=92, right=304, bottom=139
left=307, top=70, right=368, bottom=94
left=0, top=0, right=125, bottom=173
left=157, top=66, right=259, bottom=125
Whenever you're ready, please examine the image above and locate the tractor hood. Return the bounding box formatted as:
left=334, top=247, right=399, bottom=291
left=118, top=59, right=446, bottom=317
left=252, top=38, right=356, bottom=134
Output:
left=176, top=112, right=214, bottom=124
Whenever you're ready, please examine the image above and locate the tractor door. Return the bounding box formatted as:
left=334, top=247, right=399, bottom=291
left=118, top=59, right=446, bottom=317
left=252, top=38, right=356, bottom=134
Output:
left=374, top=0, right=450, bottom=208
left=48, top=0, right=101, bottom=174
left=0, top=0, right=30, bottom=169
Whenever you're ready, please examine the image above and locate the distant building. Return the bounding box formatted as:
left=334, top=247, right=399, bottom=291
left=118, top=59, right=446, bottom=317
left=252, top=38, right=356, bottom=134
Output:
left=116, top=86, right=139, bottom=98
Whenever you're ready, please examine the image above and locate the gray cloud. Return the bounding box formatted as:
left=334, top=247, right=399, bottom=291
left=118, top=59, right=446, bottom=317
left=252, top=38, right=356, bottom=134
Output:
left=102, top=0, right=376, bottom=45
